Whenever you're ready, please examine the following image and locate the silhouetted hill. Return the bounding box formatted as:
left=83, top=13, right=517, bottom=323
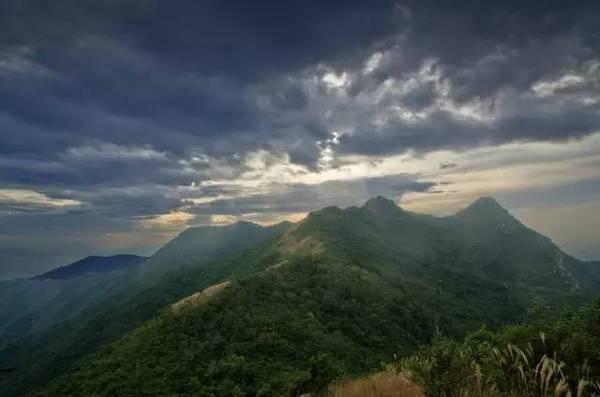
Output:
left=34, top=255, right=146, bottom=280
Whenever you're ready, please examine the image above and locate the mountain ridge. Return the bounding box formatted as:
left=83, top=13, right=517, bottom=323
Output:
left=31, top=196, right=600, bottom=397
left=33, top=254, right=147, bottom=280
left=2, top=196, right=599, bottom=397
left=273, top=196, right=596, bottom=296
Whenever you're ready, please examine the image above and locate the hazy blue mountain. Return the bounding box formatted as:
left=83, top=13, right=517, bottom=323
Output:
left=0, top=254, right=148, bottom=348
left=24, top=197, right=600, bottom=397
left=34, top=255, right=146, bottom=280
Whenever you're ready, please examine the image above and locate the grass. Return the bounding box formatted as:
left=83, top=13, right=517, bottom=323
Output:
left=170, top=280, right=231, bottom=313
left=399, top=334, right=600, bottom=397
left=479, top=341, right=600, bottom=397
left=326, top=325, right=600, bottom=397
left=324, top=371, right=423, bottom=397
left=325, top=347, right=600, bottom=397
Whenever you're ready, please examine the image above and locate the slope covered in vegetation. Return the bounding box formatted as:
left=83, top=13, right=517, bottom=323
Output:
left=392, top=299, right=600, bottom=397
left=325, top=300, right=600, bottom=397
left=0, top=222, right=290, bottom=397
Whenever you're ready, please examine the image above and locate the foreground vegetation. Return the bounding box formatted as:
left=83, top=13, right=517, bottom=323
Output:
left=327, top=300, right=600, bottom=397
left=325, top=372, right=423, bottom=397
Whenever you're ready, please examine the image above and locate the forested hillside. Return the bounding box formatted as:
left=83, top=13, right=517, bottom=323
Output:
left=0, top=222, right=290, bottom=396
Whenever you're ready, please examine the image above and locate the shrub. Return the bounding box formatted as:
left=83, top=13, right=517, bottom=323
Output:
left=400, top=335, right=600, bottom=397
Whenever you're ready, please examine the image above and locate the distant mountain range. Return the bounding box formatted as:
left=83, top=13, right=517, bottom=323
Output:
left=33, top=254, right=147, bottom=280
left=0, top=255, right=148, bottom=351
left=1, top=197, right=598, bottom=397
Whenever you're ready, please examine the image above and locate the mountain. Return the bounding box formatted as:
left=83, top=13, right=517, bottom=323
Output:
left=281, top=196, right=596, bottom=300
left=34, top=255, right=146, bottom=280
left=0, top=255, right=147, bottom=348
left=22, top=197, right=600, bottom=397
left=363, top=195, right=406, bottom=215
left=141, top=221, right=290, bottom=275
left=455, top=196, right=514, bottom=220
left=0, top=221, right=292, bottom=397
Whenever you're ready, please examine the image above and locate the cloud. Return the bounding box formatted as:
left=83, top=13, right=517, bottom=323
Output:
left=400, top=132, right=600, bottom=216
left=439, top=162, right=457, bottom=170
left=0, top=46, right=51, bottom=78
left=185, top=174, right=435, bottom=216
left=1, top=1, right=599, bottom=172
left=304, top=51, right=600, bottom=158
left=0, top=188, right=82, bottom=213
left=64, top=142, right=167, bottom=161
left=1, top=1, right=600, bottom=277
left=141, top=211, right=195, bottom=230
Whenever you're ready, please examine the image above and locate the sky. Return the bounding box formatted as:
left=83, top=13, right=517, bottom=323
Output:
left=1, top=1, right=599, bottom=279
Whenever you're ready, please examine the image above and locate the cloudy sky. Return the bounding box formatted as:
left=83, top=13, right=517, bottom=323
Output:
left=1, top=1, right=599, bottom=278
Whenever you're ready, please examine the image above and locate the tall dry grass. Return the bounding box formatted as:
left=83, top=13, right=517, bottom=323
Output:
left=324, top=371, right=423, bottom=397
left=400, top=334, right=600, bottom=397
left=323, top=333, right=600, bottom=397
left=481, top=342, right=600, bottom=397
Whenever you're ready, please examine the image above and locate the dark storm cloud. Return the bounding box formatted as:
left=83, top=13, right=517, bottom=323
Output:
left=328, top=0, right=600, bottom=156
left=74, top=187, right=185, bottom=218
left=0, top=0, right=399, bottom=162
left=383, top=0, right=600, bottom=86
left=400, top=81, right=439, bottom=110
left=2, top=0, right=599, bottom=171
left=0, top=1, right=399, bottom=74
left=336, top=97, right=600, bottom=157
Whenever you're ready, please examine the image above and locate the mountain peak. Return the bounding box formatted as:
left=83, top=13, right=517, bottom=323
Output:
left=474, top=196, right=501, bottom=205
left=466, top=196, right=506, bottom=212
left=456, top=196, right=516, bottom=223
left=363, top=196, right=403, bottom=214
